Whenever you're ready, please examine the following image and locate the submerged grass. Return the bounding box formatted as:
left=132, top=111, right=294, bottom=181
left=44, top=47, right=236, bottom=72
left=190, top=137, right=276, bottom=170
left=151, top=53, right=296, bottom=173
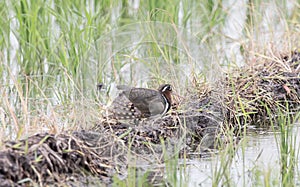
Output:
left=0, top=0, right=300, bottom=186
left=274, top=106, right=298, bottom=186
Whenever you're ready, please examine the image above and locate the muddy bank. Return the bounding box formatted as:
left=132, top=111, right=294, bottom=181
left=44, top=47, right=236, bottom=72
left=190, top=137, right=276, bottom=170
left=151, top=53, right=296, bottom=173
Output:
left=0, top=51, right=299, bottom=186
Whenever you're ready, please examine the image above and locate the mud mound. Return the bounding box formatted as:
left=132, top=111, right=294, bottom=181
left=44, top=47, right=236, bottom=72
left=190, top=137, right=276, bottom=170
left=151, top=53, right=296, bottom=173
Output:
left=0, top=132, right=123, bottom=186
left=96, top=88, right=225, bottom=154
left=224, top=51, right=300, bottom=133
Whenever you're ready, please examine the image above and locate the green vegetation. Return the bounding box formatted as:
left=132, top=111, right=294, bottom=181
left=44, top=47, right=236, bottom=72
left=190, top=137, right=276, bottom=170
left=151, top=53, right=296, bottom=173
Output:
left=0, top=0, right=300, bottom=186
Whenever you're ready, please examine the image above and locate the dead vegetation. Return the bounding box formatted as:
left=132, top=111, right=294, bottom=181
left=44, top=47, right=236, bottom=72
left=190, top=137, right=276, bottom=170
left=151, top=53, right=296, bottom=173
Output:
left=0, top=51, right=299, bottom=186
left=224, top=51, right=300, bottom=133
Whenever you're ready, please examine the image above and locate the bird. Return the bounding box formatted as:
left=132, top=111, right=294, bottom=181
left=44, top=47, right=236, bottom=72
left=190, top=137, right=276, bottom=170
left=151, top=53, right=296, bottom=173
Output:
left=107, top=84, right=173, bottom=120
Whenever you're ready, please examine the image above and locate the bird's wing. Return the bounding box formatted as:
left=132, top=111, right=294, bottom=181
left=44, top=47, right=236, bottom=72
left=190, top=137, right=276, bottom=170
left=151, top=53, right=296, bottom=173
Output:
left=129, top=88, right=164, bottom=116
left=108, top=92, right=142, bottom=119
left=128, top=88, right=159, bottom=101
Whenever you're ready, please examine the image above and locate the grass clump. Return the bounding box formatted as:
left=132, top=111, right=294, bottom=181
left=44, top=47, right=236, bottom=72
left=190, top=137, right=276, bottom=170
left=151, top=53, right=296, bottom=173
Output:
left=224, top=51, right=300, bottom=133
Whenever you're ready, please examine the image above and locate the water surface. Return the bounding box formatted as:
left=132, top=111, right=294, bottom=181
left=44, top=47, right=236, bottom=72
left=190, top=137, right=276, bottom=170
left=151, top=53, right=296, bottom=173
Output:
left=184, top=125, right=300, bottom=186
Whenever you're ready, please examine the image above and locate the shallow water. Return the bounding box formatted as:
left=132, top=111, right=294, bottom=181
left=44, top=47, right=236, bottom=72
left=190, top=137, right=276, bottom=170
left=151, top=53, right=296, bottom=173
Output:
left=183, top=124, right=300, bottom=186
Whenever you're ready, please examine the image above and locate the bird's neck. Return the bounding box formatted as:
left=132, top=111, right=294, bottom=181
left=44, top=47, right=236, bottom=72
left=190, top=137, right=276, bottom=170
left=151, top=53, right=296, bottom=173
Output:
left=163, top=91, right=172, bottom=104
left=161, top=91, right=172, bottom=114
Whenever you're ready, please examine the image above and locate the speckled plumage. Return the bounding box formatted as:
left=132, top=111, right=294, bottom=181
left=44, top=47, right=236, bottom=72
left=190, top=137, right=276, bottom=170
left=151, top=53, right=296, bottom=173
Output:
left=109, top=84, right=172, bottom=120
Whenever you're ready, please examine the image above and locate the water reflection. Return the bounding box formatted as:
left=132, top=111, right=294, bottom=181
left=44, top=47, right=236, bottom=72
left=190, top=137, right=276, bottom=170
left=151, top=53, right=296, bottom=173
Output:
left=184, top=125, right=300, bottom=186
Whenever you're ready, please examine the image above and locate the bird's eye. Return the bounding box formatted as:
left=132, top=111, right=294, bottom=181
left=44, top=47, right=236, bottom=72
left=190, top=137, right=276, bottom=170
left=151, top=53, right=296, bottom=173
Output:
left=166, top=85, right=172, bottom=91
left=161, top=84, right=172, bottom=92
